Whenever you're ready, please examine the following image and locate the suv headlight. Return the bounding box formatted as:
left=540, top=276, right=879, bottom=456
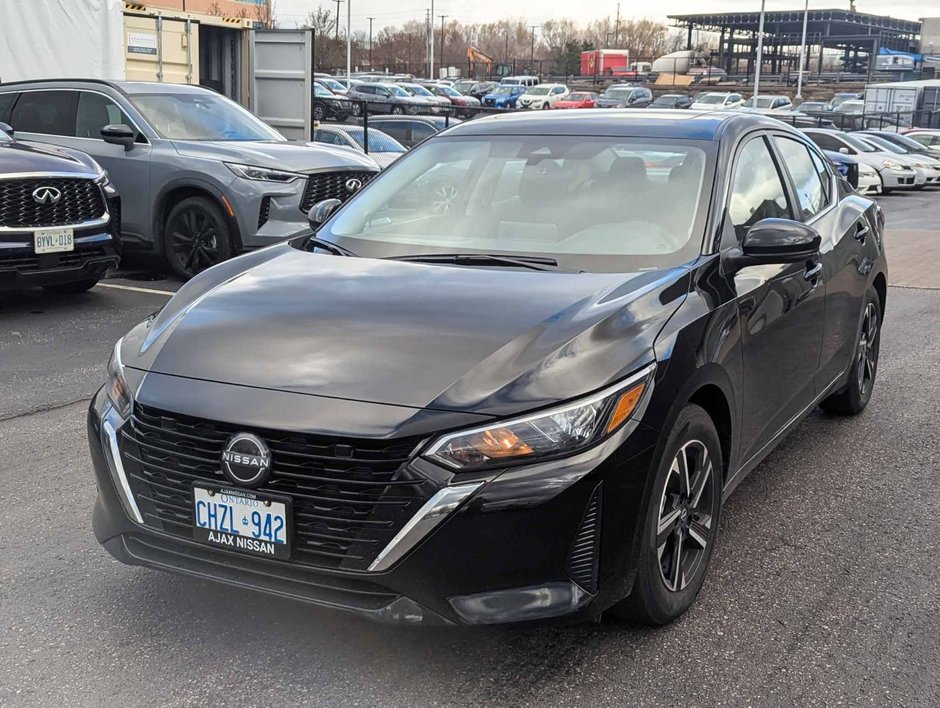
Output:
left=107, top=338, right=133, bottom=419
left=424, top=365, right=654, bottom=470
left=225, top=162, right=301, bottom=183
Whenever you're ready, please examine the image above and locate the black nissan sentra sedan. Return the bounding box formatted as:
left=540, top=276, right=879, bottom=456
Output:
left=88, top=110, right=887, bottom=626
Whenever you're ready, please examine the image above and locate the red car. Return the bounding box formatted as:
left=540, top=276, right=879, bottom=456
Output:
left=554, top=91, right=600, bottom=109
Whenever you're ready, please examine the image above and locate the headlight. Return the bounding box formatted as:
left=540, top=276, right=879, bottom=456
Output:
left=107, top=338, right=133, bottom=419
left=225, top=162, right=301, bottom=183
left=424, top=365, right=654, bottom=470
left=880, top=160, right=903, bottom=170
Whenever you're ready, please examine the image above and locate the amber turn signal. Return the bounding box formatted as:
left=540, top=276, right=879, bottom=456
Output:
left=606, top=383, right=646, bottom=433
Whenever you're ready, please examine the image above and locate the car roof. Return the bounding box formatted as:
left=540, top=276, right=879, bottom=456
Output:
left=442, top=109, right=792, bottom=141
left=0, top=78, right=216, bottom=97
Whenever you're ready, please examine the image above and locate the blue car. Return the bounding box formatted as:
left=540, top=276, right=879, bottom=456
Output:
left=482, top=85, right=527, bottom=109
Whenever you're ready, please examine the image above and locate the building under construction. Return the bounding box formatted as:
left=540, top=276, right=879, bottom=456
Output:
left=669, top=8, right=922, bottom=78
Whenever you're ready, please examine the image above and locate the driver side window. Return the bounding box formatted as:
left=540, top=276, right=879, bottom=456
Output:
left=728, top=136, right=792, bottom=240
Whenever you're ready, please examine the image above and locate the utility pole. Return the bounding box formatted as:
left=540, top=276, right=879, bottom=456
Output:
left=795, top=0, right=809, bottom=100
left=425, top=9, right=431, bottom=77
left=368, top=16, right=375, bottom=69
left=753, top=0, right=767, bottom=98
left=530, top=25, right=537, bottom=65
left=333, top=0, right=343, bottom=40
left=346, top=0, right=351, bottom=85
left=439, top=15, right=447, bottom=78
left=614, top=3, right=621, bottom=48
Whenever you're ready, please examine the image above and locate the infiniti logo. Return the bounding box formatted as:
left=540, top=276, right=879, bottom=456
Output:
left=344, top=177, right=363, bottom=193
left=32, top=186, right=62, bottom=205
left=220, top=433, right=273, bottom=487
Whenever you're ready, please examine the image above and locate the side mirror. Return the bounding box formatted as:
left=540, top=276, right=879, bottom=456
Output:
left=101, top=124, right=135, bottom=150
left=0, top=121, right=13, bottom=137
left=307, top=198, right=342, bottom=229
left=838, top=146, right=849, bottom=154
left=724, top=218, right=821, bottom=272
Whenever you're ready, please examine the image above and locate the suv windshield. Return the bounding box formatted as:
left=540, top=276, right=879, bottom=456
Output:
left=743, top=97, right=774, bottom=108
left=317, top=135, right=712, bottom=273
left=344, top=127, right=406, bottom=153
left=131, top=92, right=284, bottom=141
left=384, top=85, right=410, bottom=97
left=526, top=87, right=552, bottom=96
left=841, top=133, right=879, bottom=153
left=602, top=88, right=631, bottom=99
left=405, top=85, right=433, bottom=96
left=493, top=87, right=515, bottom=95
left=697, top=94, right=726, bottom=105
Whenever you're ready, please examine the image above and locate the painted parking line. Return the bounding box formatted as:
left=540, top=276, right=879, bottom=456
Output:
left=96, top=282, right=176, bottom=297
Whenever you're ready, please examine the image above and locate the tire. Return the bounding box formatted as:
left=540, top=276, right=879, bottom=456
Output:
left=542, top=102, right=550, bottom=110
left=609, top=404, right=723, bottom=625
left=881, top=187, right=893, bottom=195
left=42, top=278, right=100, bottom=294
left=313, top=103, right=326, bottom=121
left=162, top=196, right=233, bottom=281
left=351, top=102, right=363, bottom=118
left=820, top=285, right=881, bottom=415
left=391, top=105, right=404, bottom=115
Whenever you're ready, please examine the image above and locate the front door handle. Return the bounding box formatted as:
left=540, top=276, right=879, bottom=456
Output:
left=803, top=261, right=823, bottom=283
left=855, top=221, right=870, bottom=244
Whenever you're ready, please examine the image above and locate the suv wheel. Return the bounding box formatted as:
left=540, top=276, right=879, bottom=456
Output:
left=391, top=105, right=404, bottom=115
left=609, top=404, right=722, bottom=625
left=821, top=285, right=881, bottom=415
left=313, top=103, right=326, bottom=121
left=351, top=102, right=363, bottom=117
left=163, top=196, right=233, bottom=280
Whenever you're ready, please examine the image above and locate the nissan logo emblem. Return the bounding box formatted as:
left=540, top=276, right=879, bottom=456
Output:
left=32, top=186, right=62, bottom=205
left=344, top=177, right=363, bottom=193
left=220, top=433, right=273, bottom=487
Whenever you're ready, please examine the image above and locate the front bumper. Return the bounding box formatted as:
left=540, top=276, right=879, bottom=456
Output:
left=879, top=167, right=917, bottom=189
left=87, top=377, right=659, bottom=626
left=0, top=223, right=119, bottom=290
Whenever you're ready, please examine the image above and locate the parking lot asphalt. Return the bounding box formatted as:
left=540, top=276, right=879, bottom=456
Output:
left=1, top=192, right=938, bottom=706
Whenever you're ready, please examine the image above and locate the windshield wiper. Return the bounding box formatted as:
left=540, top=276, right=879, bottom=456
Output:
left=388, top=253, right=560, bottom=271
left=305, top=236, right=358, bottom=257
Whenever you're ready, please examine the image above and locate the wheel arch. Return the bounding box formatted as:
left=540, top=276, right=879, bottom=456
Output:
left=153, top=179, right=244, bottom=253
left=873, top=270, right=887, bottom=315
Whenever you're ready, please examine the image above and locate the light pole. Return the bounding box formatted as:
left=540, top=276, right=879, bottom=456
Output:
left=333, top=0, right=343, bottom=40
left=795, top=0, right=809, bottom=100
left=530, top=25, right=537, bottom=66
left=346, top=0, right=351, bottom=87
left=429, top=0, right=435, bottom=79
left=368, top=16, right=375, bottom=69
left=439, top=15, right=447, bottom=78
left=753, top=0, right=767, bottom=98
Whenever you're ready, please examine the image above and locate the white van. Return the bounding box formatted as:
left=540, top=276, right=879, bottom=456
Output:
left=500, top=76, right=540, bottom=88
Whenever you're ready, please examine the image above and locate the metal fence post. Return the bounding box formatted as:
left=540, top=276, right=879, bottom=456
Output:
left=362, top=102, right=369, bottom=155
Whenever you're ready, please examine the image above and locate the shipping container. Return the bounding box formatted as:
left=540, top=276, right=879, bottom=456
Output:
left=580, top=50, right=631, bottom=77
left=864, top=79, right=940, bottom=124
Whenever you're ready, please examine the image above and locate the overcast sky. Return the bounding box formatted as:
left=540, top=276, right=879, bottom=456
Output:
left=273, top=0, right=933, bottom=35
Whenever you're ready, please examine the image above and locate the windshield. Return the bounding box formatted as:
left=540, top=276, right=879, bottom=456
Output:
left=406, top=85, right=433, bottom=97
left=345, top=128, right=406, bottom=153
left=439, top=86, right=461, bottom=97
left=0, top=126, right=10, bottom=141
left=131, top=92, right=284, bottom=141
left=526, top=87, right=551, bottom=96
left=602, top=88, right=631, bottom=99
left=862, top=135, right=907, bottom=154
left=743, top=97, right=774, bottom=108
left=879, top=133, right=926, bottom=152
left=653, top=96, right=679, bottom=104
left=842, top=133, right=879, bottom=153
left=317, top=136, right=713, bottom=273
left=697, top=94, right=726, bottom=105
left=383, top=85, right=409, bottom=98
left=314, top=84, right=335, bottom=97
left=493, top=87, right=515, bottom=95
left=321, top=79, right=343, bottom=90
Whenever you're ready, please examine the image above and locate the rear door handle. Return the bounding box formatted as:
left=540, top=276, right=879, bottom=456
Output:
left=855, top=221, right=870, bottom=244
left=803, top=261, right=823, bottom=282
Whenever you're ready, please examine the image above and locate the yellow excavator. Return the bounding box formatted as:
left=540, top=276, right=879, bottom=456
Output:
left=466, top=46, right=511, bottom=79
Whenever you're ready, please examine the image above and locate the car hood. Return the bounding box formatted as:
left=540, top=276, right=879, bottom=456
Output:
left=0, top=137, right=102, bottom=175
left=124, top=243, right=688, bottom=418
left=170, top=139, right=378, bottom=173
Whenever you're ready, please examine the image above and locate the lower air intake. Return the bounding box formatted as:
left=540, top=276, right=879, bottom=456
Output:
left=566, top=484, right=602, bottom=594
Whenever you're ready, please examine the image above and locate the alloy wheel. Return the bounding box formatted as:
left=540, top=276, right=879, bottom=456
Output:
left=856, top=302, right=879, bottom=396
left=657, top=440, right=715, bottom=592
left=168, top=206, right=221, bottom=277
left=431, top=184, right=459, bottom=213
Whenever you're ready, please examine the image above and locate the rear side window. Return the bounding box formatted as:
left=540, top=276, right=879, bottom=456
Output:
left=728, top=136, right=792, bottom=238
left=11, top=90, right=77, bottom=135
left=377, top=122, right=408, bottom=144
left=411, top=123, right=435, bottom=142
left=773, top=136, right=827, bottom=220
left=807, top=132, right=846, bottom=153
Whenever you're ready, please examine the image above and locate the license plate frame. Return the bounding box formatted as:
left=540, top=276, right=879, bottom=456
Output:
left=192, top=483, right=292, bottom=560
left=34, top=227, right=75, bottom=254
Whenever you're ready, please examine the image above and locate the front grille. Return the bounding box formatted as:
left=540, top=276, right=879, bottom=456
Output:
left=299, top=171, right=376, bottom=213
left=0, top=245, right=109, bottom=272
left=0, top=177, right=105, bottom=228
left=119, top=404, right=437, bottom=571
left=566, top=484, right=602, bottom=594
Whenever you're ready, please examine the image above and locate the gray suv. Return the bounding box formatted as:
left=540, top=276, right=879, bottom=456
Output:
left=0, top=80, right=379, bottom=278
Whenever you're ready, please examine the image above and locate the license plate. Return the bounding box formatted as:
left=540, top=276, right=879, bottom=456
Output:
left=193, top=484, right=291, bottom=559
left=34, top=228, right=74, bottom=254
